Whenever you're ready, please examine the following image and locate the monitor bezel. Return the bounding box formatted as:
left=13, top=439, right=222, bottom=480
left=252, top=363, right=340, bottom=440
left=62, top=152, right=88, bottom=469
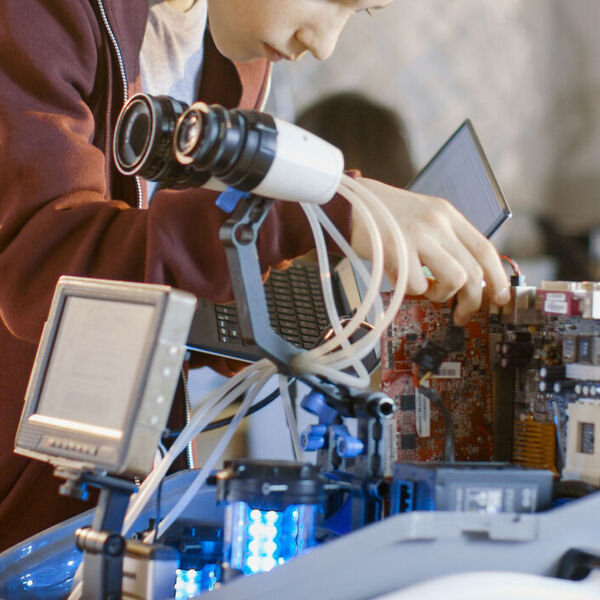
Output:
left=14, top=276, right=194, bottom=476
left=408, top=119, right=511, bottom=239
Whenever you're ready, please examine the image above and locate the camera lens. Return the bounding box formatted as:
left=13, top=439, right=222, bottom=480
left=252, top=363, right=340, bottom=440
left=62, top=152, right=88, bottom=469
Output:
left=174, top=104, right=277, bottom=191
left=120, top=107, right=150, bottom=169
left=113, top=94, right=211, bottom=188
left=176, top=111, right=203, bottom=157
left=114, top=95, right=156, bottom=173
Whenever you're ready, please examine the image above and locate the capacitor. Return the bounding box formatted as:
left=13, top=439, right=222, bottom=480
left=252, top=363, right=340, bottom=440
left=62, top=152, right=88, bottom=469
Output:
left=539, top=365, right=566, bottom=381
left=552, top=380, right=579, bottom=394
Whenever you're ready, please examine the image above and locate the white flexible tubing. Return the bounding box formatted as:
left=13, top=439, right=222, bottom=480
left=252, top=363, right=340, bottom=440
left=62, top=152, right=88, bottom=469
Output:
left=293, top=189, right=388, bottom=385
left=153, top=364, right=277, bottom=539
left=124, top=381, right=250, bottom=535
left=308, top=185, right=385, bottom=370
left=125, top=364, right=265, bottom=535
left=320, top=180, right=384, bottom=347
left=306, top=199, right=381, bottom=385
left=122, top=360, right=270, bottom=536
left=309, top=194, right=386, bottom=366
left=315, top=197, right=385, bottom=322
left=301, top=203, right=370, bottom=387
left=310, top=176, right=409, bottom=369
left=125, top=381, right=253, bottom=537
left=279, top=374, right=303, bottom=460
left=296, top=182, right=384, bottom=361
left=303, top=358, right=373, bottom=388
left=302, top=203, right=369, bottom=387
left=292, top=209, right=383, bottom=384
left=302, top=204, right=348, bottom=339
left=295, top=181, right=402, bottom=377
left=319, top=180, right=399, bottom=358
left=312, top=203, right=384, bottom=319
left=302, top=199, right=370, bottom=387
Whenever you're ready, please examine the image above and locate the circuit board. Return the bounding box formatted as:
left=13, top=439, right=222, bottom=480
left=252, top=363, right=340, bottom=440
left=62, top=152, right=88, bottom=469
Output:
left=380, top=295, right=494, bottom=463
left=493, top=282, right=600, bottom=480
left=380, top=281, right=600, bottom=484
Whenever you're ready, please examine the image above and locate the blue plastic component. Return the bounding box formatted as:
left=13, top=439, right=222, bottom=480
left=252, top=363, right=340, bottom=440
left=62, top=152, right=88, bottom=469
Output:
left=335, top=433, right=364, bottom=458
left=300, top=425, right=327, bottom=451
left=301, top=421, right=364, bottom=457
left=390, top=480, right=416, bottom=513
left=300, top=391, right=339, bottom=425
left=320, top=494, right=353, bottom=536
left=216, top=188, right=250, bottom=213
left=3, top=546, right=82, bottom=599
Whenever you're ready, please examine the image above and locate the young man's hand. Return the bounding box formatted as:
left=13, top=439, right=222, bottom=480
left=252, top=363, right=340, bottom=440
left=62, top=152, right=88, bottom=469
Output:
left=350, top=177, right=511, bottom=325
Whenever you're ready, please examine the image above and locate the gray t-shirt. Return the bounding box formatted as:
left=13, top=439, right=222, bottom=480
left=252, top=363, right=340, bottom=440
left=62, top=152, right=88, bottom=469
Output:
left=140, top=0, right=208, bottom=197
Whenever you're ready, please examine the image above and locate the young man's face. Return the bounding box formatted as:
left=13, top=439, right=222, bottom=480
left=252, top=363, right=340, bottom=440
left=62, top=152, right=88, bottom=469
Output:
left=207, top=0, right=394, bottom=63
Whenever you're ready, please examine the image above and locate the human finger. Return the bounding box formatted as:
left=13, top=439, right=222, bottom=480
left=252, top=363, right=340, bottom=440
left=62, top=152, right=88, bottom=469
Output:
left=435, top=234, right=488, bottom=324
left=450, top=217, right=510, bottom=306
left=417, top=238, right=468, bottom=302
left=403, top=248, right=429, bottom=297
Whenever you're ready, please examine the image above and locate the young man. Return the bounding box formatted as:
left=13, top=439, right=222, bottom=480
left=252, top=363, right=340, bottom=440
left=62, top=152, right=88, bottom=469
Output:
left=0, top=0, right=509, bottom=551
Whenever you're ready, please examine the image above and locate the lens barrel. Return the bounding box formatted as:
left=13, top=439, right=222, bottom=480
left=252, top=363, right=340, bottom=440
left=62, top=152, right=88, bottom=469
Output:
left=113, top=93, right=210, bottom=187
left=174, top=103, right=277, bottom=192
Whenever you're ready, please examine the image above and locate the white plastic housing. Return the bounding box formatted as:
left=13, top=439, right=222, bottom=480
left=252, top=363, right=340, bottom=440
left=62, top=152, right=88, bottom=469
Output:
left=203, top=119, right=344, bottom=205
left=255, top=118, right=344, bottom=204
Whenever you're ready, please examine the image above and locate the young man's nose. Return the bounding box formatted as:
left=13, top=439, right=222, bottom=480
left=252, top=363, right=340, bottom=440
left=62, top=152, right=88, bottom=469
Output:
left=296, top=13, right=351, bottom=60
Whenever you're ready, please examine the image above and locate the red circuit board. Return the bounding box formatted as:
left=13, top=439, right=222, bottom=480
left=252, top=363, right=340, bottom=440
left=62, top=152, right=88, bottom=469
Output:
left=380, top=295, right=494, bottom=462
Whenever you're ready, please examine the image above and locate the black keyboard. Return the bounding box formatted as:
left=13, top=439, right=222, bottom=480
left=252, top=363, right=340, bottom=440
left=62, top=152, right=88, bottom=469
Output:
left=214, top=262, right=332, bottom=350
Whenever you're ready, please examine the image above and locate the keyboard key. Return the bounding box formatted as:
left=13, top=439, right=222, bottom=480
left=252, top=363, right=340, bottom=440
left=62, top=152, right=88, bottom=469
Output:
left=300, top=326, right=319, bottom=337
left=215, top=304, right=237, bottom=315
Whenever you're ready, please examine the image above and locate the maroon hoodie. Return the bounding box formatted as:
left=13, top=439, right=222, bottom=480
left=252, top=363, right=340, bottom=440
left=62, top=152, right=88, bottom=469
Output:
left=0, top=0, right=351, bottom=551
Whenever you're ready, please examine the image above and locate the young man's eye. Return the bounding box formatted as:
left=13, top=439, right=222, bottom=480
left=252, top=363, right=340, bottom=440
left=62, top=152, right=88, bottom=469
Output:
left=357, top=6, right=385, bottom=16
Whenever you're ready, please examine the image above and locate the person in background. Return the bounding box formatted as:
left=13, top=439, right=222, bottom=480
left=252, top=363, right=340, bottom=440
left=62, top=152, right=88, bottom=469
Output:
left=0, top=0, right=510, bottom=551
left=296, top=91, right=416, bottom=188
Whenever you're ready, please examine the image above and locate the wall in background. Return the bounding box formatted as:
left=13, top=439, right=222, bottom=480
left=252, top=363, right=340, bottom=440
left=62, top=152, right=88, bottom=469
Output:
left=271, top=0, right=600, bottom=244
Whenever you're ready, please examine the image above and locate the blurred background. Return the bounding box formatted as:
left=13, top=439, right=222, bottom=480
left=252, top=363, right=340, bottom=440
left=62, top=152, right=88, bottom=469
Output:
left=267, top=0, right=600, bottom=285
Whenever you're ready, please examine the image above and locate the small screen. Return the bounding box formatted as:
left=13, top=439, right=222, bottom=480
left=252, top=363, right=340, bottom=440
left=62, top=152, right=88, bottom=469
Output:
left=409, top=120, right=510, bottom=238
left=35, top=296, right=156, bottom=432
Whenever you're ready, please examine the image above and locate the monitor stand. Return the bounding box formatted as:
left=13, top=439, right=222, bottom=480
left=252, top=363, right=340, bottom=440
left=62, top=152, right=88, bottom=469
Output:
left=58, top=469, right=137, bottom=600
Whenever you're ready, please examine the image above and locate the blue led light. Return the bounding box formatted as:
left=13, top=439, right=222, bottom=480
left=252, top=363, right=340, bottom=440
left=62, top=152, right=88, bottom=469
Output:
left=217, top=459, right=323, bottom=581
left=224, top=501, right=317, bottom=576
left=174, top=565, right=219, bottom=599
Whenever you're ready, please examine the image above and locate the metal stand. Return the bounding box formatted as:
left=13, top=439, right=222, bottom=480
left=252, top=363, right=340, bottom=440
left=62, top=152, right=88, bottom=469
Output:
left=219, top=194, right=301, bottom=372
left=300, top=390, right=396, bottom=529
left=58, top=470, right=137, bottom=600
left=218, top=195, right=387, bottom=401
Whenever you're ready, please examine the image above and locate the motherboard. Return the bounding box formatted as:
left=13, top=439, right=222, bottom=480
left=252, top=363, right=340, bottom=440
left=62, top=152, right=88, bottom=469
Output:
left=381, top=280, right=600, bottom=484
left=380, top=296, right=494, bottom=463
